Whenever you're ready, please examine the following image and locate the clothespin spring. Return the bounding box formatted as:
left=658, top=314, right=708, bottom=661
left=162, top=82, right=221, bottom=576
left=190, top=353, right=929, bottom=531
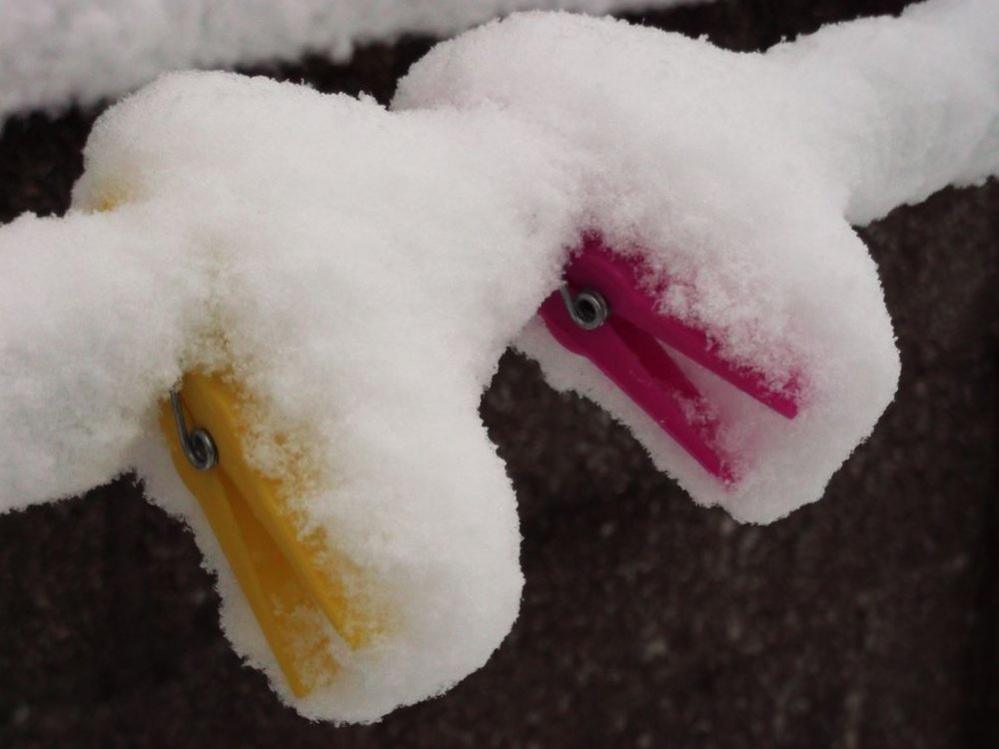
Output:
left=560, top=286, right=610, bottom=330
left=169, top=388, right=218, bottom=471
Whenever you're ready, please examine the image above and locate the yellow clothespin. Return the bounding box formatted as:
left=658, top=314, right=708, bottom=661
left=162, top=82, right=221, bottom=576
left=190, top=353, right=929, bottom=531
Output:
left=159, top=372, right=380, bottom=697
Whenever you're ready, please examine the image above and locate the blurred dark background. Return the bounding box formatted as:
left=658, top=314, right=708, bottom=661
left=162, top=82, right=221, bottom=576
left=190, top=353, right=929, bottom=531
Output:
left=0, top=1, right=996, bottom=746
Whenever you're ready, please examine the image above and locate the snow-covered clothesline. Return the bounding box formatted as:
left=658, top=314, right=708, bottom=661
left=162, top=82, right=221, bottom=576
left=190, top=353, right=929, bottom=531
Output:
left=0, top=0, right=996, bottom=726
left=0, top=0, right=703, bottom=122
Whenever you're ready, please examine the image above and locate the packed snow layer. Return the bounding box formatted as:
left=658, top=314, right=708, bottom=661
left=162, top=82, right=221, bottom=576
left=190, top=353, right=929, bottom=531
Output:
left=0, top=0, right=704, bottom=122
left=395, top=0, right=998, bottom=524
left=2, top=75, right=580, bottom=722
left=1, top=0, right=997, bottom=724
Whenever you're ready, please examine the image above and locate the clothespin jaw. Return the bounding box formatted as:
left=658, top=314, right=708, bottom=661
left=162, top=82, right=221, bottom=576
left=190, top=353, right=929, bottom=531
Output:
left=539, top=236, right=799, bottom=483
left=159, top=372, right=382, bottom=697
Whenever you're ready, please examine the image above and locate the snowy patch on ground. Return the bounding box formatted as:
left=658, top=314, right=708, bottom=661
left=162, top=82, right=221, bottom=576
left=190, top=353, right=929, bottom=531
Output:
left=0, top=0, right=705, bottom=122
left=0, top=0, right=996, bottom=725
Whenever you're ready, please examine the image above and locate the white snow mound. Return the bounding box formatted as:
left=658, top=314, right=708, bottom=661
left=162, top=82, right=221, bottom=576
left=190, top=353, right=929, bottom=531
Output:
left=0, top=0, right=706, bottom=122
left=0, top=0, right=996, bottom=723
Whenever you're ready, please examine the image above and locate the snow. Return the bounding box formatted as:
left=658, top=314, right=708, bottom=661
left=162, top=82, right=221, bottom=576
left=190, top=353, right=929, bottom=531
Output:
left=396, top=0, right=997, bottom=525
left=0, top=0, right=704, bottom=123
left=1, top=0, right=997, bottom=725
left=2, top=78, right=576, bottom=721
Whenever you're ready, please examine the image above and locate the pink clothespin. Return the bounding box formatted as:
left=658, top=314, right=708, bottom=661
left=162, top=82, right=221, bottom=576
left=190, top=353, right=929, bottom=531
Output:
left=539, top=235, right=799, bottom=484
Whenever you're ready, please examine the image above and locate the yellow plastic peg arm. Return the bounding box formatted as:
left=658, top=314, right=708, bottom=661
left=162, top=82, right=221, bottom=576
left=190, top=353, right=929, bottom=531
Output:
left=159, top=372, right=380, bottom=697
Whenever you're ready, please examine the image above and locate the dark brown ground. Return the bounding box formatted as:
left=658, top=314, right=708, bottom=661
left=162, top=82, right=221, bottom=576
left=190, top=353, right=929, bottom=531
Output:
left=0, top=1, right=996, bottom=747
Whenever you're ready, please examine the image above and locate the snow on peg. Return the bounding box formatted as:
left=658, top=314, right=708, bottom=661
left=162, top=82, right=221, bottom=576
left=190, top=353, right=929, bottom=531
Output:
left=161, top=372, right=384, bottom=698
left=540, top=236, right=801, bottom=484
left=0, top=0, right=996, bottom=725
